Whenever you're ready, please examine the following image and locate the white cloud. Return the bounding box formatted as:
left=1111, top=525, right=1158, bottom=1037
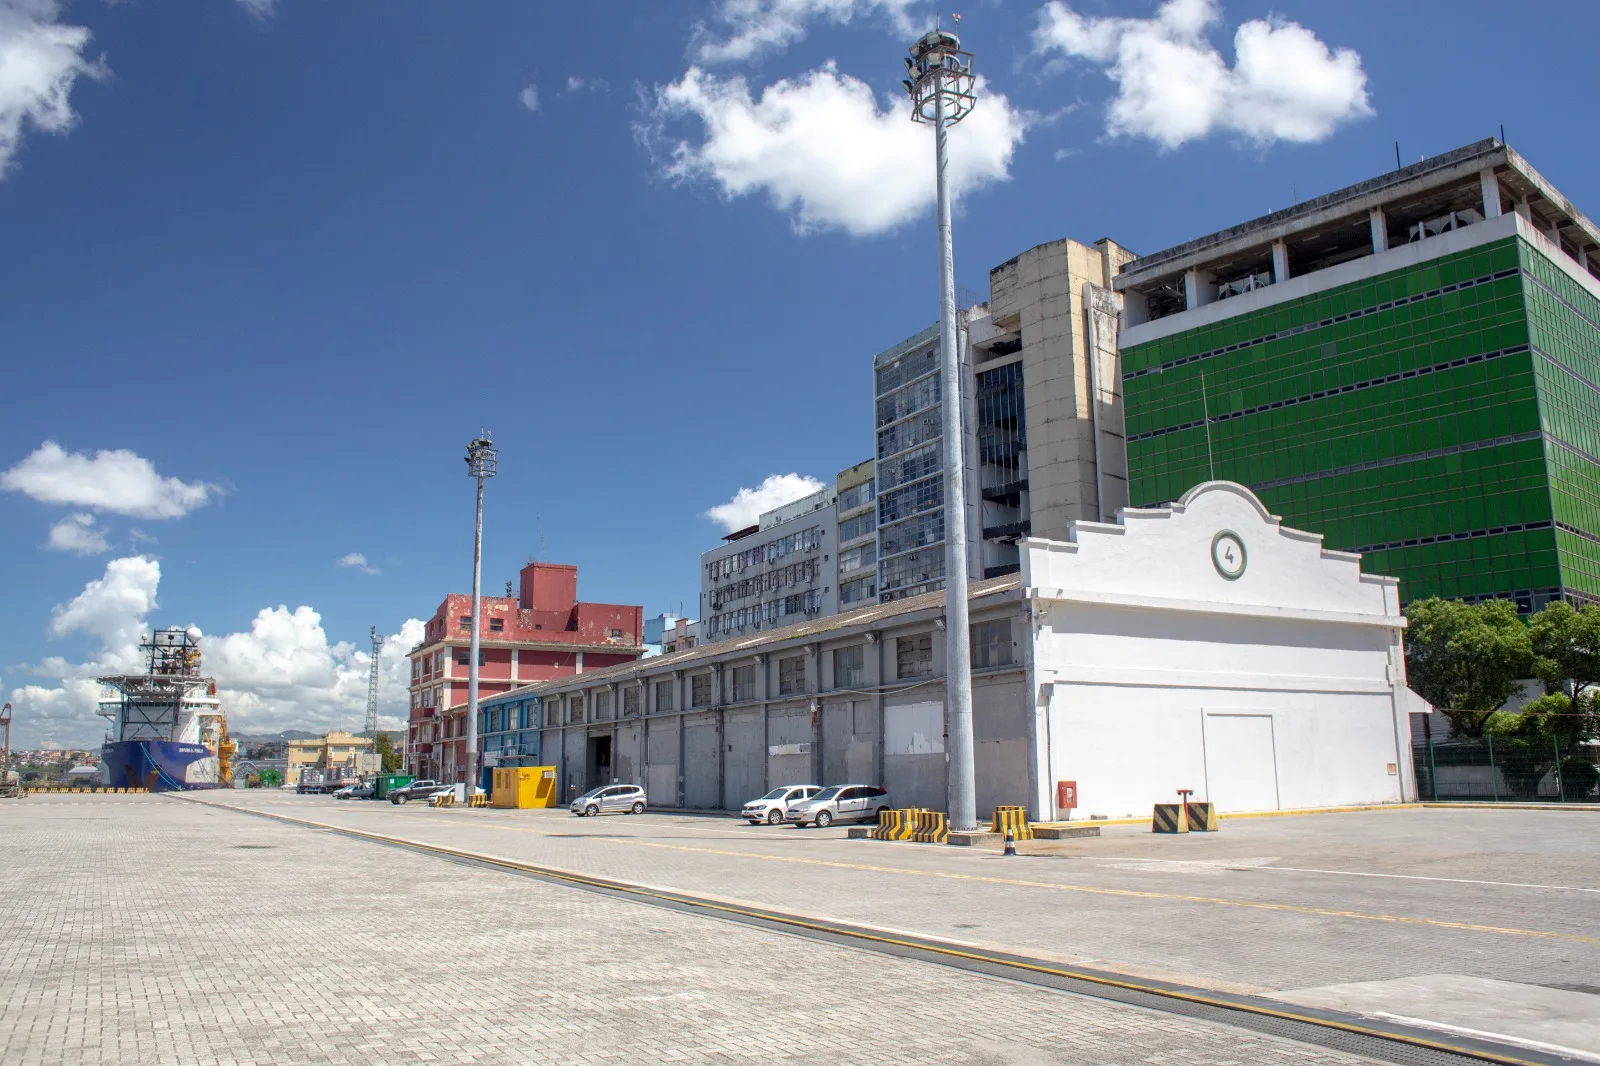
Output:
left=1, top=441, right=215, bottom=519
left=0, top=0, right=107, bottom=178
left=48, top=554, right=160, bottom=649
left=645, top=64, right=1025, bottom=236
left=704, top=472, right=825, bottom=532
left=563, top=75, right=610, bottom=94
left=336, top=552, right=379, bottom=576
left=1033, top=0, right=1371, bottom=148
left=46, top=512, right=109, bottom=555
left=518, top=85, right=540, bottom=112
left=693, top=0, right=923, bottom=63
left=233, top=0, right=276, bottom=18
left=6, top=554, right=425, bottom=748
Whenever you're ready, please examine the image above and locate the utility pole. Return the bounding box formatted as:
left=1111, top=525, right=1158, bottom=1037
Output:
left=365, top=627, right=383, bottom=745
left=1, top=703, right=11, bottom=771
left=464, top=433, right=498, bottom=795
left=902, top=20, right=979, bottom=831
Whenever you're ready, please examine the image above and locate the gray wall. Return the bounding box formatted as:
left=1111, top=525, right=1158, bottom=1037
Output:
left=536, top=594, right=1031, bottom=816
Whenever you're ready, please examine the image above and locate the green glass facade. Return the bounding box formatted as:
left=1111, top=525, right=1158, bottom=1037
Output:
left=1123, top=235, right=1600, bottom=609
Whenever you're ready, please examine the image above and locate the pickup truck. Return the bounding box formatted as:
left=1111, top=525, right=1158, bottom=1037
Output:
left=388, top=779, right=446, bottom=805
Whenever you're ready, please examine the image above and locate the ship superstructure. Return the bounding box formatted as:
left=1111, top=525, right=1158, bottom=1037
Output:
left=98, top=627, right=234, bottom=790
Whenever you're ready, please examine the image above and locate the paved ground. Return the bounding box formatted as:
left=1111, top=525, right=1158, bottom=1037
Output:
left=0, top=795, right=1407, bottom=1065
left=204, top=792, right=1600, bottom=998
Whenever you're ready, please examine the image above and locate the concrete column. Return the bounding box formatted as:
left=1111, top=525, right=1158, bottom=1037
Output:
left=1369, top=207, right=1389, bottom=253
left=1480, top=168, right=1503, bottom=218
left=1122, top=289, right=1150, bottom=326
left=1183, top=268, right=1216, bottom=310
left=1271, top=240, right=1290, bottom=283
left=510, top=648, right=518, bottom=684
left=867, top=631, right=885, bottom=789
left=1515, top=197, right=1531, bottom=222
left=676, top=710, right=685, bottom=807
left=755, top=654, right=769, bottom=703
left=716, top=705, right=726, bottom=810
left=575, top=651, right=584, bottom=675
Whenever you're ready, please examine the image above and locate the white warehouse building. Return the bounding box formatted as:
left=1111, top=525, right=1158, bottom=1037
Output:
left=505, top=482, right=1420, bottom=819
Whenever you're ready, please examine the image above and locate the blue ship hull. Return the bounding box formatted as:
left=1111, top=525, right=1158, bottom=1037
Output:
left=101, top=740, right=219, bottom=791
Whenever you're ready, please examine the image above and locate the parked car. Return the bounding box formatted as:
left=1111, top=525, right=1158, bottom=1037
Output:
left=785, top=784, right=891, bottom=828
left=388, top=779, right=444, bottom=805
left=334, top=782, right=374, bottom=800
left=570, top=784, right=647, bottom=816
left=741, top=785, right=821, bottom=826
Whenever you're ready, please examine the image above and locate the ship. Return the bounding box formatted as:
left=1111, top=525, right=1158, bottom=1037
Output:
left=98, top=626, right=236, bottom=791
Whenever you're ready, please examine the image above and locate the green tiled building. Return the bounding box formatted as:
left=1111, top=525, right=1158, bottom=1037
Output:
left=1114, top=140, right=1600, bottom=609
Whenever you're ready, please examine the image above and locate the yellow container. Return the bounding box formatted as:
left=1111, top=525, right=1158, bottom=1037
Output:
left=492, top=766, right=558, bottom=809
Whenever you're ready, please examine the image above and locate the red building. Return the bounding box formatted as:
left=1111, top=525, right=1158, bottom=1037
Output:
left=406, top=562, right=644, bottom=782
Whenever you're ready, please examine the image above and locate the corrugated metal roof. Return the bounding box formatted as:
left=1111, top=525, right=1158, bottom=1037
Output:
left=488, top=574, right=1023, bottom=704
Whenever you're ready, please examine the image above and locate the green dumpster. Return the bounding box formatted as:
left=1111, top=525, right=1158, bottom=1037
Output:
left=373, top=773, right=414, bottom=800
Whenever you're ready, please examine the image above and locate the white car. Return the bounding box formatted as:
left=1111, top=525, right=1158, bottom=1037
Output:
left=742, top=785, right=821, bottom=826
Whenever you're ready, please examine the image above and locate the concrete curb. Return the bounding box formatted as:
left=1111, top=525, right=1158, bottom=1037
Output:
left=1421, top=801, right=1600, bottom=812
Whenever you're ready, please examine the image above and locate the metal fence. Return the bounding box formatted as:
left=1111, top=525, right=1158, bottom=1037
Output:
left=1412, top=736, right=1600, bottom=803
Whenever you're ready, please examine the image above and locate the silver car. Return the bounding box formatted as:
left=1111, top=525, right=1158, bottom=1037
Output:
left=741, top=785, right=820, bottom=826
left=570, top=783, right=647, bottom=817
left=785, top=784, right=891, bottom=828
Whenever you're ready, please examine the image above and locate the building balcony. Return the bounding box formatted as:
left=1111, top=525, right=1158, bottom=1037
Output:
left=983, top=520, right=1032, bottom=541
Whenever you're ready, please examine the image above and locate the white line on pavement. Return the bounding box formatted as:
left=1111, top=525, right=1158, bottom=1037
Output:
left=1091, top=856, right=1600, bottom=894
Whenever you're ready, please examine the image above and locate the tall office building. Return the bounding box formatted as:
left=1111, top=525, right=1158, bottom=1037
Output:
left=835, top=460, right=878, bottom=606
left=872, top=237, right=1136, bottom=598
left=1114, top=139, right=1600, bottom=608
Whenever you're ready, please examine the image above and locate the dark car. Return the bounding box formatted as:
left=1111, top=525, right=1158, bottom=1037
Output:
left=388, top=779, right=446, bottom=805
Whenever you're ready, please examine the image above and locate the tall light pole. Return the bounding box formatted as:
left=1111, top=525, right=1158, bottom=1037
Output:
left=903, top=23, right=979, bottom=832
left=464, top=433, right=497, bottom=795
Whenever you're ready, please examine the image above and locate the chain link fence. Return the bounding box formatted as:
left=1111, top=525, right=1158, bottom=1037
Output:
left=1413, top=735, right=1600, bottom=802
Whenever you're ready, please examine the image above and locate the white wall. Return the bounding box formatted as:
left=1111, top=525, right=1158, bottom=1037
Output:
left=1024, top=482, right=1411, bottom=819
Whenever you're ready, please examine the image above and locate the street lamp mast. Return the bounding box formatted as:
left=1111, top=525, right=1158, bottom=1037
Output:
left=902, top=22, right=979, bottom=831
left=464, top=433, right=497, bottom=797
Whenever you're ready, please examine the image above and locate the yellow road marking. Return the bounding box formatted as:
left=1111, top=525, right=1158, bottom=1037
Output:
left=449, top=820, right=1598, bottom=945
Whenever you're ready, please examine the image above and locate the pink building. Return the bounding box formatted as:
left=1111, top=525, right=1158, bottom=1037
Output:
left=406, top=562, right=644, bottom=782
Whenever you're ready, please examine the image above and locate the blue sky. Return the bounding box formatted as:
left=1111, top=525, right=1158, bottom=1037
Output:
left=3, top=0, right=1597, bottom=746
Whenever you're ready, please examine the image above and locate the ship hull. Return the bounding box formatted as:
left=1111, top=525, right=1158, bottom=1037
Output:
left=100, top=740, right=221, bottom=791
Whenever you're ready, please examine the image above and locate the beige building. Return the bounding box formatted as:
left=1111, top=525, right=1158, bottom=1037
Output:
left=872, top=235, right=1136, bottom=601
left=975, top=236, right=1138, bottom=537
left=286, top=731, right=375, bottom=782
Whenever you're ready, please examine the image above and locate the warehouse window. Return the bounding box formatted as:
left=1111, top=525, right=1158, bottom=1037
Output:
left=971, top=619, right=1014, bottom=669
left=623, top=686, right=640, bottom=716
left=778, top=655, right=805, bottom=695
left=569, top=696, right=584, bottom=724
left=594, top=690, right=611, bottom=718
left=897, top=634, right=933, bottom=679
left=489, top=618, right=503, bottom=632
left=459, top=616, right=472, bottom=630
left=833, top=645, right=864, bottom=689
left=733, top=665, right=756, bottom=701
left=691, top=673, right=712, bottom=706
left=655, top=680, right=675, bottom=712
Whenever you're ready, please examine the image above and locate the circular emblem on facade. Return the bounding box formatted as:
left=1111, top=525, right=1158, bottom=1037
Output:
left=1211, top=530, right=1247, bottom=580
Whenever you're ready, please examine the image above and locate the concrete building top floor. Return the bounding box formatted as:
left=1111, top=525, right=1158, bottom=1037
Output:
left=408, top=562, right=646, bottom=659
left=1116, top=139, right=1600, bottom=330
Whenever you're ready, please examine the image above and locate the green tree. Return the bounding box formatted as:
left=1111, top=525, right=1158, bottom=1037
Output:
left=1528, top=600, right=1600, bottom=723
left=1403, top=598, right=1533, bottom=736
left=374, top=732, right=403, bottom=773
left=1484, top=692, right=1600, bottom=798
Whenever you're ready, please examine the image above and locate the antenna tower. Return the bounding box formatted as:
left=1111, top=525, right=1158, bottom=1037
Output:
left=365, top=627, right=383, bottom=737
